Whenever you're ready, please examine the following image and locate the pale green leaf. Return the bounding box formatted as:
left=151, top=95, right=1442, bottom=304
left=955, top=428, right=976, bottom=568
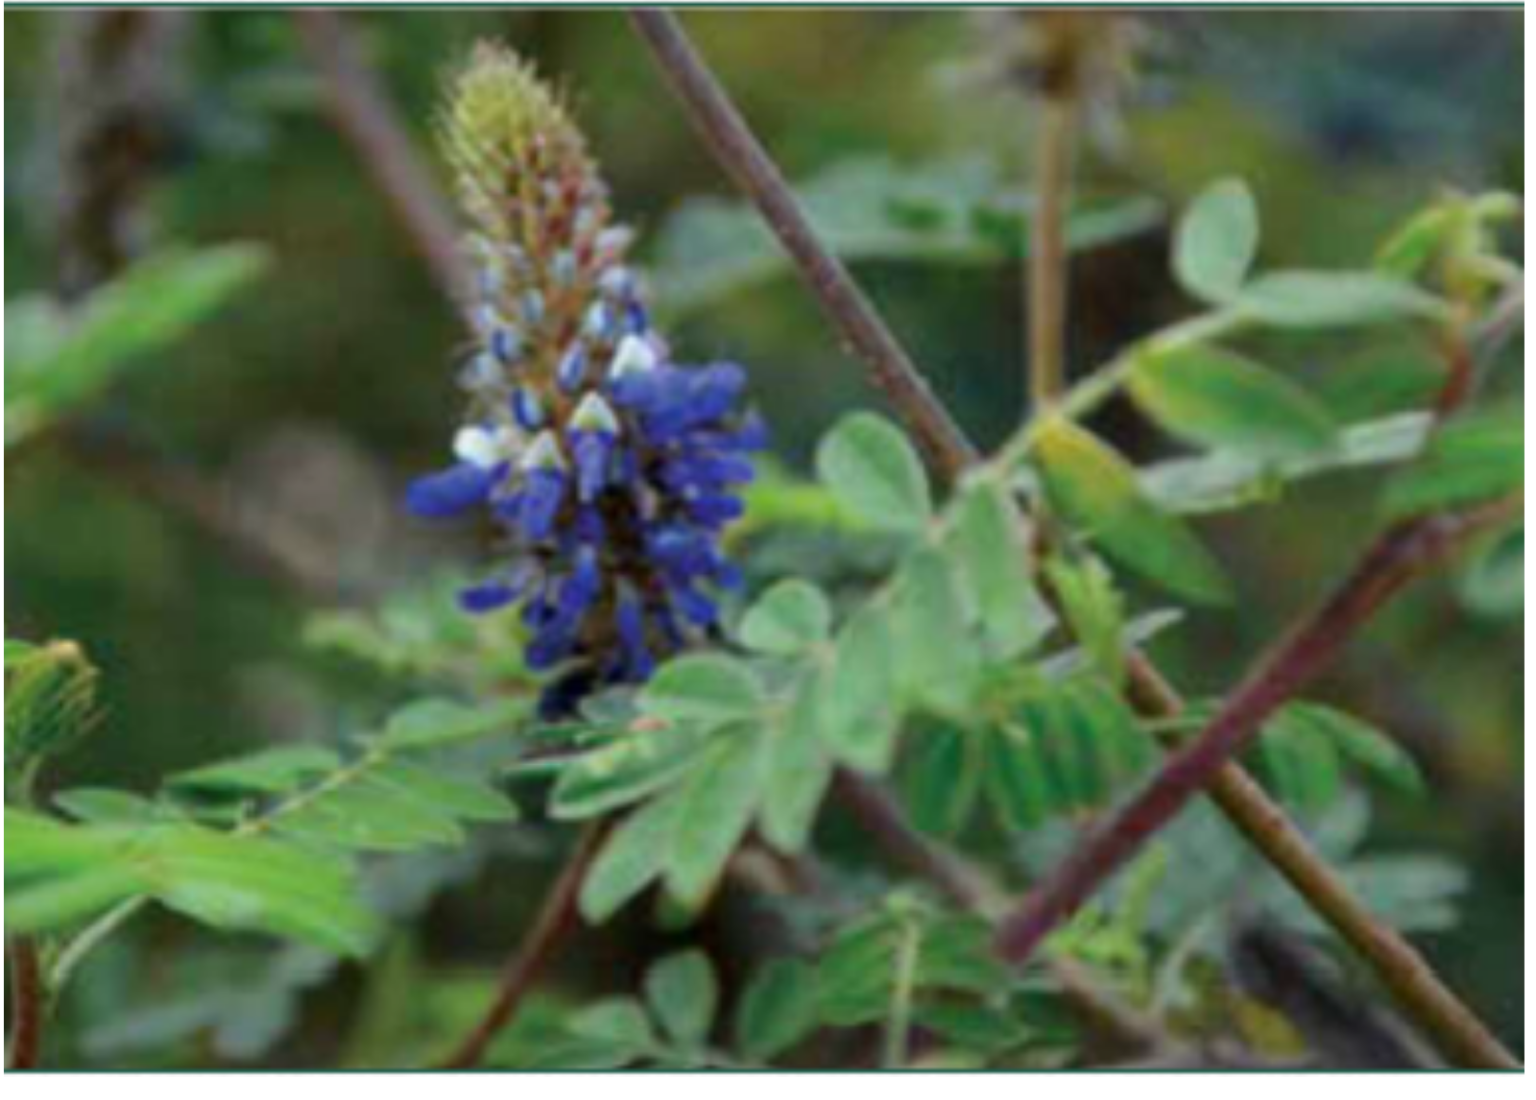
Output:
left=169, top=746, right=343, bottom=797
left=551, top=724, right=712, bottom=821
left=816, top=412, right=932, bottom=534
left=640, top=655, right=764, bottom=726
left=740, top=579, right=833, bottom=655
left=948, top=478, right=1053, bottom=658
left=664, top=725, right=770, bottom=908
left=580, top=791, right=687, bottom=924
left=760, top=671, right=833, bottom=854
left=1173, top=177, right=1259, bottom=303
left=823, top=603, right=900, bottom=772
left=1236, top=271, right=1446, bottom=328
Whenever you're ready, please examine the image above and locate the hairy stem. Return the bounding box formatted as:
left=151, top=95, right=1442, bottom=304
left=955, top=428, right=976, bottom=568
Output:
left=996, top=499, right=1520, bottom=1068
left=6, top=939, right=44, bottom=1070
left=629, top=10, right=976, bottom=479
left=1028, top=96, right=1077, bottom=409
left=628, top=7, right=1514, bottom=1069
left=439, top=821, right=611, bottom=1069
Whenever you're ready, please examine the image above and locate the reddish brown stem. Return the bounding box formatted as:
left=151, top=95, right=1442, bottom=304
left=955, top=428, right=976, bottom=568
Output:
left=995, top=501, right=1520, bottom=1068
left=629, top=10, right=976, bottom=479
left=6, top=939, right=44, bottom=1071
left=438, top=821, right=611, bottom=1070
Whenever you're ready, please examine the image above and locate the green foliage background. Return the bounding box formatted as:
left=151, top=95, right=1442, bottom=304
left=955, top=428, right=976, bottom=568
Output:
left=4, top=8, right=1522, bottom=1066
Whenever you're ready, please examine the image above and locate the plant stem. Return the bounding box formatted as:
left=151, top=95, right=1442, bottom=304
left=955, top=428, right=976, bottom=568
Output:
left=883, top=915, right=922, bottom=1070
left=6, top=939, right=44, bottom=1070
left=438, top=820, right=611, bottom=1069
left=629, top=9, right=977, bottom=479
left=293, top=9, right=465, bottom=309
left=630, top=8, right=1516, bottom=1070
left=995, top=499, right=1521, bottom=1069
left=1028, top=96, right=1078, bottom=409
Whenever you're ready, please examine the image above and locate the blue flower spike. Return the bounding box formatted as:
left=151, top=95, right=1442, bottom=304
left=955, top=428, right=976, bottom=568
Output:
left=406, top=43, right=764, bottom=716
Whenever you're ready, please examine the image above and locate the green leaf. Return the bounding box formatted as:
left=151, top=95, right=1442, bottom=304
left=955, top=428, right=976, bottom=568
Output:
left=760, top=671, right=834, bottom=854
left=1235, top=271, right=1446, bottom=329
left=1142, top=411, right=1434, bottom=516
left=5, top=810, right=376, bottom=955
left=648, top=155, right=1163, bottom=313
left=377, top=697, right=524, bottom=751
left=1128, top=344, right=1335, bottom=458
left=368, top=761, right=518, bottom=824
left=902, top=727, right=982, bottom=838
left=948, top=478, right=1054, bottom=659
left=664, top=725, right=770, bottom=908
left=645, top=950, right=719, bottom=1046
left=6, top=245, right=269, bottom=446
left=815, top=918, right=901, bottom=1027
left=5, top=640, right=37, bottom=670
left=823, top=603, right=900, bottom=772
left=568, top=998, right=657, bottom=1050
left=736, top=959, right=819, bottom=1061
left=1044, top=555, right=1126, bottom=688
left=53, top=788, right=163, bottom=824
left=1257, top=710, right=1343, bottom=815
left=1277, top=703, right=1424, bottom=795
left=640, top=655, right=764, bottom=727
left=1459, top=526, right=1522, bottom=619
left=740, top=579, right=833, bottom=655
left=272, top=780, right=463, bottom=852
left=169, top=746, right=344, bottom=797
left=816, top=412, right=932, bottom=534
left=1382, top=405, right=1522, bottom=520
left=1033, top=418, right=1232, bottom=604
left=984, top=723, right=1057, bottom=831
left=891, top=547, right=981, bottom=713
left=580, top=791, right=687, bottom=923
left=1173, top=177, right=1259, bottom=303
left=552, top=724, right=712, bottom=821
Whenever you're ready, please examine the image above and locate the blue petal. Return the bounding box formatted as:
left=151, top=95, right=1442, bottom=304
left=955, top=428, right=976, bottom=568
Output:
left=459, top=582, right=517, bottom=614
left=405, top=462, right=499, bottom=518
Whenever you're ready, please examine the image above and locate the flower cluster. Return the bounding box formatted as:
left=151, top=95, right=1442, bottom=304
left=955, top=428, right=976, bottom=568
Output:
left=407, top=45, right=763, bottom=716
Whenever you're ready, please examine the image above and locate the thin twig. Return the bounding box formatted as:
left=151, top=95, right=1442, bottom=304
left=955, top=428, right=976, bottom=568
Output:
left=995, top=498, right=1521, bottom=1069
left=834, top=772, right=1168, bottom=1058
left=6, top=939, right=44, bottom=1071
left=629, top=10, right=976, bottom=479
left=439, top=820, right=612, bottom=1070
left=627, top=8, right=1515, bottom=1069
left=1027, top=96, right=1077, bottom=409
left=293, top=9, right=465, bottom=308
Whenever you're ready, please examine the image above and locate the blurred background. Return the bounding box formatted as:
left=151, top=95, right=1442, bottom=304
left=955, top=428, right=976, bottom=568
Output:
left=4, top=7, right=1523, bottom=1064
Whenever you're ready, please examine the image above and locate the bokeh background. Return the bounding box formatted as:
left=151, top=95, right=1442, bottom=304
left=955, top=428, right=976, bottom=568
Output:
left=4, top=7, right=1523, bottom=1063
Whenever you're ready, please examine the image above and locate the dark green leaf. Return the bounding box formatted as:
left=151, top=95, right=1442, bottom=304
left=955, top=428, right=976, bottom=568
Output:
left=645, top=950, right=719, bottom=1046
left=1382, top=405, right=1521, bottom=520
left=736, top=959, right=819, bottom=1062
